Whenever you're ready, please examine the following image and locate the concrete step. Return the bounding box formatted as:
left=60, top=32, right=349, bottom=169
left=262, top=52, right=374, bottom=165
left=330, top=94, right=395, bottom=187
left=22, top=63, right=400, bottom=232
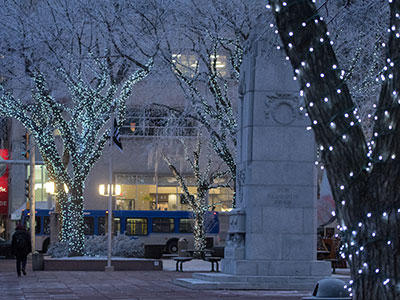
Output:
left=193, top=272, right=330, bottom=284
left=173, top=278, right=218, bottom=289
left=174, top=277, right=317, bottom=290
left=193, top=272, right=248, bottom=282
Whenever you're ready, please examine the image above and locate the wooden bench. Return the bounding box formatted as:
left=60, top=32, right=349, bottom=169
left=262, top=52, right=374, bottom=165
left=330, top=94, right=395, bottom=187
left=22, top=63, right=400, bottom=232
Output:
left=203, top=257, right=222, bottom=272
left=173, top=257, right=193, bottom=272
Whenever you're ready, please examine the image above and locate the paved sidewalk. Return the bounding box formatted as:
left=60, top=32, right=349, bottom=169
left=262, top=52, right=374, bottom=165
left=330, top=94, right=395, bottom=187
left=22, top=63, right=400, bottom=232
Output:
left=0, top=258, right=335, bottom=300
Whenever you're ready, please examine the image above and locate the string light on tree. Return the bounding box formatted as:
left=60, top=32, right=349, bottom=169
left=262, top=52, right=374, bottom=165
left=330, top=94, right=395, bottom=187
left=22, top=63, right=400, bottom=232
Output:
left=267, top=0, right=400, bottom=298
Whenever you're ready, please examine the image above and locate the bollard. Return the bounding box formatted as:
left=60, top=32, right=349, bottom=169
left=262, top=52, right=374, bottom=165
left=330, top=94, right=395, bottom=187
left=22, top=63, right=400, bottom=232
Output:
left=302, top=278, right=351, bottom=300
left=32, top=252, right=44, bottom=271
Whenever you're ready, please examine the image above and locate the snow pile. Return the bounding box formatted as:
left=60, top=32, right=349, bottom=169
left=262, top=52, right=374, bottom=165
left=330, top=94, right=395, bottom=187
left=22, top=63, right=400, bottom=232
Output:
left=47, top=234, right=144, bottom=258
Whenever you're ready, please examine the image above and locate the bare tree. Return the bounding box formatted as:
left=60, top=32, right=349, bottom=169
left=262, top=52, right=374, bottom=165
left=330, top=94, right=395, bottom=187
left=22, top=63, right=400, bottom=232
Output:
left=0, top=59, right=152, bottom=255
left=154, top=0, right=273, bottom=208
left=269, top=0, right=400, bottom=298
left=163, top=134, right=230, bottom=257
left=0, top=0, right=156, bottom=255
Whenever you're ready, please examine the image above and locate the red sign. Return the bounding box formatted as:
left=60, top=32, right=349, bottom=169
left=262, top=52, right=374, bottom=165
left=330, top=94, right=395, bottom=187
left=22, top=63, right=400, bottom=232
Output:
left=0, top=149, right=9, bottom=215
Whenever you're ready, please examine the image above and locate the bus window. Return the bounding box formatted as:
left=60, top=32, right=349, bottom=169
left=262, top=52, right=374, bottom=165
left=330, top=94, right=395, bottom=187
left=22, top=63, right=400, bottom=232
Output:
left=152, top=218, right=174, bottom=233
left=179, top=218, right=193, bottom=233
left=43, top=216, right=50, bottom=235
left=126, top=218, right=147, bottom=236
left=114, top=218, right=121, bottom=235
left=98, top=217, right=106, bottom=235
left=24, top=216, right=41, bottom=234
left=84, top=217, right=94, bottom=235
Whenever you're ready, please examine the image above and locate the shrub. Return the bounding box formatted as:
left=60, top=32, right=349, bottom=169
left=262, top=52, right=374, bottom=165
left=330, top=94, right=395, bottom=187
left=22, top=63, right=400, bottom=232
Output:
left=46, top=241, right=69, bottom=258
left=47, top=234, right=145, bottom=258
left=112, top=234, right=144, bottom=257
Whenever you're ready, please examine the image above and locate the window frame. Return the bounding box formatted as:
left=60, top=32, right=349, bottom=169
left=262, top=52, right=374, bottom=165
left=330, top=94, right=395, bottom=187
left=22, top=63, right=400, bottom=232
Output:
left=125, top=217, right=148, bottom=236
left=152, top=218, right=175, bottom=233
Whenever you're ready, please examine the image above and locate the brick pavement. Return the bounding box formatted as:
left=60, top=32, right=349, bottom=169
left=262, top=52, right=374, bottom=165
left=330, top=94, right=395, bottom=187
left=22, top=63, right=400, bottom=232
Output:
left=0, top=258, right=314, bottom=300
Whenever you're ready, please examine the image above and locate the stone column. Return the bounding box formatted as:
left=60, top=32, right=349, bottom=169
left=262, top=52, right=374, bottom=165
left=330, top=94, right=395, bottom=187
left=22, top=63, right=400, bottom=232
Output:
left=220, top=35, right=331, bottom=288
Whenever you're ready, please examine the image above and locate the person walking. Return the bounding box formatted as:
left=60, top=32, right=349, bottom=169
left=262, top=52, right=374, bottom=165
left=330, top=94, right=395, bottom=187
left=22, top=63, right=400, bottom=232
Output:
left=11, top=223, right=32, bottom=277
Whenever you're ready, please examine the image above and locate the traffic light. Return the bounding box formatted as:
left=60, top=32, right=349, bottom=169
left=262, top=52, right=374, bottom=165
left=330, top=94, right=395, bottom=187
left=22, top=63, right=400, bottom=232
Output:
left=21, top=132, right=30, bottom=159
left=24, top=177, right=30, bottom=202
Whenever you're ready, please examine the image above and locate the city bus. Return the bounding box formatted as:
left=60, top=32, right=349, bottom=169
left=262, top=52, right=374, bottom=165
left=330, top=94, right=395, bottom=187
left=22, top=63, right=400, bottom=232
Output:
left=21, top=209, right=223, bottom=258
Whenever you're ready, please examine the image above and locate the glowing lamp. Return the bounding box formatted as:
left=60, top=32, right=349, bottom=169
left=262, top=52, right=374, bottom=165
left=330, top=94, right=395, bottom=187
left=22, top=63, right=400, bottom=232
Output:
left=98, top=184, right=121, bottom=196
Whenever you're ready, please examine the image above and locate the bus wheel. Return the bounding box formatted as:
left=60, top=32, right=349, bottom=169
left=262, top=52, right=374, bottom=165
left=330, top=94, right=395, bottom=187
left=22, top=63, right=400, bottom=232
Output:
left=42, top=238, right=50, bottom=254
left=166, top=239, right=178, bottom=254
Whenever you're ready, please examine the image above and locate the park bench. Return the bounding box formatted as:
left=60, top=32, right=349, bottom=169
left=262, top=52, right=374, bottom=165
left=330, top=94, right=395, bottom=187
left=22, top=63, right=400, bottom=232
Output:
left=173, top=257, right=193, bottom=272
left=203, top=256, right=222, bottom=272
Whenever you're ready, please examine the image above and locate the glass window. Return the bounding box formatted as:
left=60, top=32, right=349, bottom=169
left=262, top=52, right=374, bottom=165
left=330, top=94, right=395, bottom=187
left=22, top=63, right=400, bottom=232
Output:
left=116, top=199, right=135, bottom=210
left=210, top=54, right=228, bottom=77
left=33, top=165, right=50, bottom=202
left=84, top=217, right=94, bottom=235
left=126, top=218, right=147, bottom=236
left=152, top=218, right=174, bottom=233
left=25, top=216, right=41, bottom=234
left=98, top=217, right=106, bottom=235
left=172, top=54, right=198, bottom=78
left=35, top=216, right=41, bottom=234
left=157, top=186, right=178, bottom=211
left=114, top=217, right=121, bottom=235
left=209, top=187, right=234, bottom=212
left=121, top=107, right=198, bottom=137
left=179, top=218, right=193, bottom=233
left=43, top=216, right=50, bottom=235
left=115, top=174, right=233, bottom=212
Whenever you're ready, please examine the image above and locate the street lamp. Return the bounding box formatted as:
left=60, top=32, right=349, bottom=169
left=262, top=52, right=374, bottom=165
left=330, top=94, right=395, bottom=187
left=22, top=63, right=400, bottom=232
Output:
left=99, top=183, right=121, bottom=272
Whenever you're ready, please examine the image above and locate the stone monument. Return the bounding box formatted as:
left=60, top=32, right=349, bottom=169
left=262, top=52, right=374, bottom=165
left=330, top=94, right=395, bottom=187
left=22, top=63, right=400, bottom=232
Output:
left=175, top=30, right=331, bottom=290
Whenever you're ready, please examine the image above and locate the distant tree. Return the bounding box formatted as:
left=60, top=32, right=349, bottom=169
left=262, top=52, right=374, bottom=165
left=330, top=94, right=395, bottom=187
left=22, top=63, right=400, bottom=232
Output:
left=163, top=134, right=230, bottom=256
left=156, top=0, right=273, bottom=208
left=269, top=0, right=400, bottom=298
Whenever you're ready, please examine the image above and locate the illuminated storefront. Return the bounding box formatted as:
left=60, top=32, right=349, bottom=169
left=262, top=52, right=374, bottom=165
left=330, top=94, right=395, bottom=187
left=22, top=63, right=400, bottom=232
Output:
left=115, top=174, right=233, bottom=212
left=33, top=165, right=51, bottom=204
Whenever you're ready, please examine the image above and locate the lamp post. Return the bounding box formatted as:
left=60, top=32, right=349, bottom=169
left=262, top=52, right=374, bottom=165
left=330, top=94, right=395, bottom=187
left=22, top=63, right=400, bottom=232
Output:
left=44, top=181, right=68, bottom=245
left=99, top=183, right=121, bottom=271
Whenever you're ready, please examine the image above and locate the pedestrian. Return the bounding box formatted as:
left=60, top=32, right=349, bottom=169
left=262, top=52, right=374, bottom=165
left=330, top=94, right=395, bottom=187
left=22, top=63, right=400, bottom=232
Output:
left=11, top=223, right=32, bottom=277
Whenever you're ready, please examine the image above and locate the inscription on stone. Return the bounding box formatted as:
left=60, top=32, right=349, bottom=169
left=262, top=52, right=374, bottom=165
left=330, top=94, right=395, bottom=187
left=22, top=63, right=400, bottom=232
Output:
left=267, top=190, right=298, bottom=207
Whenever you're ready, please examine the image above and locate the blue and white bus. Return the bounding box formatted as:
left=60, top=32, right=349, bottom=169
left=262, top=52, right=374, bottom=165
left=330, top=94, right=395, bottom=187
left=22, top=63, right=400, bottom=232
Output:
left=21, top=209, right=224, bottom=257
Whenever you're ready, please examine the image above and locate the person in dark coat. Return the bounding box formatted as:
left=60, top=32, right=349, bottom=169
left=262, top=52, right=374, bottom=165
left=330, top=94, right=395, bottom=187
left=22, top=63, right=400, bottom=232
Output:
left=11, top=223, right=32, bottom=277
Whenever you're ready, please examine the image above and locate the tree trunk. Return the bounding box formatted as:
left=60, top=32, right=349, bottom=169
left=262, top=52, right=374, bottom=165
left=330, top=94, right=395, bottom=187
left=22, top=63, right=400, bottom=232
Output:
left=193, top=209, right=206, bottom=258
left=269, top=0, right=400, bottom=298
left=59, top=183, right=85, bottom=256
left=347, top=209, right=400, bottom=299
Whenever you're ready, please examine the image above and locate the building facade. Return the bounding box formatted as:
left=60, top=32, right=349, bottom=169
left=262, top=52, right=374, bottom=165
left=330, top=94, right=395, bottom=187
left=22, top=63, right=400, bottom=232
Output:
left=1, top=56, right=236, bottom=241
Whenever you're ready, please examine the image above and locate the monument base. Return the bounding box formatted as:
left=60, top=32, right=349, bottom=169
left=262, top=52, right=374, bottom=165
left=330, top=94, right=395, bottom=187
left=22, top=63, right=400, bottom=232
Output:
left=222, top=259, right=331, bottom=277
left=174, top=259, right=331, bottom=290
